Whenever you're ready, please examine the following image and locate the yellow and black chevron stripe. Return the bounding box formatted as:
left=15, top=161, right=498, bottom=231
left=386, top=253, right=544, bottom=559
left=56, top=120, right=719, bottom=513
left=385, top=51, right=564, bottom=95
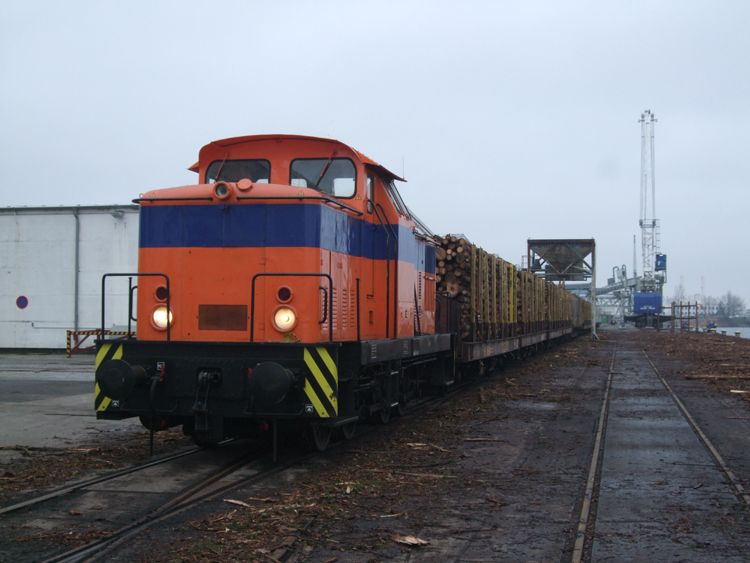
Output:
left=94, top=343, right=123, bottom=412
left=303, top=347, right=338, bottom=418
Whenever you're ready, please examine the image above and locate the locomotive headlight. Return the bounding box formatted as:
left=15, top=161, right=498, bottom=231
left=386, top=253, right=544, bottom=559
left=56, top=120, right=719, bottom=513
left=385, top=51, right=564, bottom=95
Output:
left=273, top=307, right=297, bottom=331
left=213, top=181, right=233, bottom=200
left=152, top=306, right=174, bottom=329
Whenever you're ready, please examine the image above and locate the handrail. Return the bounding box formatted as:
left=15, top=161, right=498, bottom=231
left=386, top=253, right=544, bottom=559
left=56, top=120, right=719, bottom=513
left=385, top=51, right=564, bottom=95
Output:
left=132, top=195, right=363, bottom=216
left=414, top=286, right=422, bottom=336
left=133, top=197, right=213, bottom=203
left=356, top=278, right=361, bottom=341
left=376, top=203, right=399, bottom=339
left=102, top=273, right=170, bottom=341
left=318, top=286, right=328, bottom=325
left=236, top=195, right=363, bottom=216
left=250, top=273, right=334, bottom=343
left=371, top=205, right=391, bottom=339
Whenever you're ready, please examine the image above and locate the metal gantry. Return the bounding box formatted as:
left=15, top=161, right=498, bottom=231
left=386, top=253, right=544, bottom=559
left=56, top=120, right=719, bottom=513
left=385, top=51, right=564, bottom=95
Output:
left=527, top=238, right=597, bottom=339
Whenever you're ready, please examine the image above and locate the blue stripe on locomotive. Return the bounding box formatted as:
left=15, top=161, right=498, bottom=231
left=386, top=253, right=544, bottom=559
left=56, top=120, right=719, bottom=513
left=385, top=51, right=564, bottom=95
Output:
left=139, top=204, right=435, bottom=274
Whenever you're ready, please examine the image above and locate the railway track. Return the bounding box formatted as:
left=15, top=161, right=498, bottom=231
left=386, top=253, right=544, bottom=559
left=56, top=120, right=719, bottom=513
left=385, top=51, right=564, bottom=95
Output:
left=1, top=370, right=475, bottom=563
left=570, top=340, right=750, bottom=563
left=41, top=451, right=285, bottom=563
left=16, top=335, right=746, bottom=562
left=0, top=438, right=267, bottom=563
left=0, top=446, right=204, bottom=516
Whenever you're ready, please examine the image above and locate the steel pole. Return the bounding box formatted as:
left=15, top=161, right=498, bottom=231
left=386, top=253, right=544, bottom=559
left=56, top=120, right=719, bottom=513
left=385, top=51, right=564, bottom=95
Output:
left=591, top=239, right=597, bottom=340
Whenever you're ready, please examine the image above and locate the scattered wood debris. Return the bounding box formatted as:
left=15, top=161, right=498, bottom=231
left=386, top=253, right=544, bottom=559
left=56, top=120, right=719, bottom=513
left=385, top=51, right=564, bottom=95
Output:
left=223, top=499, right=253, bottom=508
left=391, top=534, right=429, bottom=546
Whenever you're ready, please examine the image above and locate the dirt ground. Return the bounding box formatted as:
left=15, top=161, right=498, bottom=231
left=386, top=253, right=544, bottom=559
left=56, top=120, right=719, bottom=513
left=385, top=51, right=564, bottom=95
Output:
left=4, top=329, right=749, bottom=562
left=139, top=329, right=750, bottom=563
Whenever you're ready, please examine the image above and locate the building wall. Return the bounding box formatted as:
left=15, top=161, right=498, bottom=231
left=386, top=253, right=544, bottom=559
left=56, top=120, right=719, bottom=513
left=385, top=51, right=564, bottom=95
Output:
left=0, top=206, right=139, bottom=349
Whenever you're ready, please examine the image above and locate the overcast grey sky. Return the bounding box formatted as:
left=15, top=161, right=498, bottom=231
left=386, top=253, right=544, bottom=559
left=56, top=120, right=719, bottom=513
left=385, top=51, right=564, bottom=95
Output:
left=2, top=1, right=748, bottom=304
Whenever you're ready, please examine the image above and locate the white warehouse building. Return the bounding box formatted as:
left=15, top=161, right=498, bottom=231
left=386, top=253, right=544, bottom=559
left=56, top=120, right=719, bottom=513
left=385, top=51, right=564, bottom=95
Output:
left=1, top=205, right=139, bottom=349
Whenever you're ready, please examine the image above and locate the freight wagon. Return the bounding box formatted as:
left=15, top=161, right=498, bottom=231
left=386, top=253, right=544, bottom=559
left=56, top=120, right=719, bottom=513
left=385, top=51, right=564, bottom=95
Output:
left=434, top=235, right=591, bottom=370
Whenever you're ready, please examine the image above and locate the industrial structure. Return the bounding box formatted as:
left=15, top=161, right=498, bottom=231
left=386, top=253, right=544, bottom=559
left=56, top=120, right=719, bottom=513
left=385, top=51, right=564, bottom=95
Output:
left=526, top=238, right=596, bottom=338
left=595, top=110, right=667, bottom=326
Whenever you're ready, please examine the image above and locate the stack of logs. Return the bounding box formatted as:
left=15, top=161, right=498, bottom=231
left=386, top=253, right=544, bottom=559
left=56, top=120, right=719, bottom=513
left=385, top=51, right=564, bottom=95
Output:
left=434, top=234, right=474, bottom=339
left=434, top=234, right=585, bottom=342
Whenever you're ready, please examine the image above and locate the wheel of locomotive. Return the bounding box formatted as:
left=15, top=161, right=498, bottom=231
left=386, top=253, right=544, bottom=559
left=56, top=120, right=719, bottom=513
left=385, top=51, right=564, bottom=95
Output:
left=396, top=395, right=407, bottom=417
left=339, top=421, right=357, bottom=441
left=307, top=422, right=332, bottom=452
left=378, top=404, right=391, bottom=424
left=366, top=365, right=393, bottom=424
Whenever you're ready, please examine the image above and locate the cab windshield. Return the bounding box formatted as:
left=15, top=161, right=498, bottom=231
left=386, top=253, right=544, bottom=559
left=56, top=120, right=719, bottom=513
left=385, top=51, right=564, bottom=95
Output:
left=290, top=158, right=356, bottom=198
left=206, top=159, right=270, bottom=183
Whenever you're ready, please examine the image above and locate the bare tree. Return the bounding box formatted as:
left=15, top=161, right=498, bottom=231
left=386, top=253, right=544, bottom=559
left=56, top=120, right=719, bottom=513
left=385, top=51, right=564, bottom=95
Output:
left=719, top=291, right=746, bottom=317
left=704, top=295, right=720, bottom=315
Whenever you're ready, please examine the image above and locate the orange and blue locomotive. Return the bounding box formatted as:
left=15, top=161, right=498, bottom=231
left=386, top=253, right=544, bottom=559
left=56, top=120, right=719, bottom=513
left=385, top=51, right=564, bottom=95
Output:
left=94, top=135, right=452, bottom=449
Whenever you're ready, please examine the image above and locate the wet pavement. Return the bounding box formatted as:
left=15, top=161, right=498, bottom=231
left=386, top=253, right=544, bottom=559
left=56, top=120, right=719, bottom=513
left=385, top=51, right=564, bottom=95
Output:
left=0, top=353, right=139, bottom=462
left=591, top=344, right=749, bottom=562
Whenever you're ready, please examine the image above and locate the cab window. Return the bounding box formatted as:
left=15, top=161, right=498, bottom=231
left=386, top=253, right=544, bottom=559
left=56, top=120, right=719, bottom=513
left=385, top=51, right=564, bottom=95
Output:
left=382, top=177, right=409, bottom=217
left=206, top=159, right=270, bottom=184
left=366, top=175, right=374, bottom=213
left=290, top=158, right=356, bottom=198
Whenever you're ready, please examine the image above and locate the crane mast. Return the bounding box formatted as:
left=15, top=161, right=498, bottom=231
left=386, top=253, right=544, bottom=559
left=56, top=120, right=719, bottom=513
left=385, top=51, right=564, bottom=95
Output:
left=593, top=111, right=667, bottom=327
left=639, top=110, right=663, bottom=293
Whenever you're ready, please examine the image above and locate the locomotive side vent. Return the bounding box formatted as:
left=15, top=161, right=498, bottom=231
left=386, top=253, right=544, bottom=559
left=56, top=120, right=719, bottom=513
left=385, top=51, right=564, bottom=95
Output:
left=341, top=289, right=348, bottom=330
left=331, top=289, right=338, bottom=332
left=349, top=287, right=356, bottom=330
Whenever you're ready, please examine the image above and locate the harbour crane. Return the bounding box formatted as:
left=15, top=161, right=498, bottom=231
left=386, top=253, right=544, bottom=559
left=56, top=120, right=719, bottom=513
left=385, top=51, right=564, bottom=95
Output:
left=638, top=110, right=666, bottom=294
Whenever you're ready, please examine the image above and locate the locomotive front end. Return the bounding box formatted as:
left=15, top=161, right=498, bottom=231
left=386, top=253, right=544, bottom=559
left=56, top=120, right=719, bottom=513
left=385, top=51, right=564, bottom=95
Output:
left=95, top=139, right=362, bottom=448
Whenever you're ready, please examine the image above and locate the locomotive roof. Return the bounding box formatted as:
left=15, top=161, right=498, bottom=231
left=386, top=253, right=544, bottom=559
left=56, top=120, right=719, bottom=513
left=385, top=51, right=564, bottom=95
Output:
left=188, top=134, right=404, bottom=182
